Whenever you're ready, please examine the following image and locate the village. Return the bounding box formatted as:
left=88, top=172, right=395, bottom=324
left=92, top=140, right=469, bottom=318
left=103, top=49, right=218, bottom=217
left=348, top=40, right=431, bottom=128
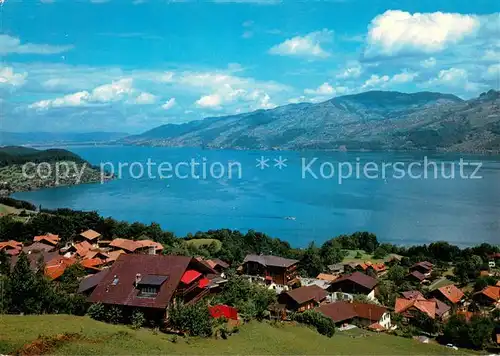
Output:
left=1, top=226, right=499, bottom=352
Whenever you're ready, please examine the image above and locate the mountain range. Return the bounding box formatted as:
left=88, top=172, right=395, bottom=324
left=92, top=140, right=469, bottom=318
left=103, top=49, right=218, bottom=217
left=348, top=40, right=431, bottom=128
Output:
left=122, top=90, right=500, bottom=153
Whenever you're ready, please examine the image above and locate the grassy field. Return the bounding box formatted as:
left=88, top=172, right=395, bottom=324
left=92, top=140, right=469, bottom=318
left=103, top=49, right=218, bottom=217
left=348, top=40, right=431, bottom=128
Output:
left=185, top=238, right=222, bottom=252
left=342, top=249, right=384, bottom=263
left=0, top=315, right=470, bottom=355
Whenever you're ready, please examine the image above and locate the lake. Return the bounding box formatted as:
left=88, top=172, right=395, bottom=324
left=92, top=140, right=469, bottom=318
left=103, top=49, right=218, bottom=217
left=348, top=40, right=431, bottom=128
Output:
left=12, top=146, right=500, bottom=247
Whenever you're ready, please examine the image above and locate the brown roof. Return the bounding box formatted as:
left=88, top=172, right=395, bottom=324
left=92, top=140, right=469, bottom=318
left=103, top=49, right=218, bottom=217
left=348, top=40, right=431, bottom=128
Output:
left=78, top=269, right=110, bottom=293
left=76, top=241, right=93, bottom=256
left=402, top=291, right=425, bottom=300
left=411, top=261, right=433, bottom=271
left=80, top=229, right=101, bottom=241
left=330, top=271, right=378, bottom=290
left=105, top=249, right=126, bottom=262
left=316, top=273, right=338, bottom=282
left=429, top=298, right=451, bottom=318
left=109, top=238, right=140, bottom=253
left=409, top=270, right=426, bottom=281
left=284, top=285, right=328, bottom=305
left=351, top=302, right=387, bottom=322
left=317, top=302, right=357, bottom=323
left=10, top=250, right=60, bottom=271
left=436, top=285, right=464, bottom=304
left=89, top=254, right=212, bottom=309
left=22, top=242, right=55, bottom=253
left=33, top=233, right=60, bottom=246
left=136, top=239, right=164, bottom=251
left=243, top=254, right=299, bottom=268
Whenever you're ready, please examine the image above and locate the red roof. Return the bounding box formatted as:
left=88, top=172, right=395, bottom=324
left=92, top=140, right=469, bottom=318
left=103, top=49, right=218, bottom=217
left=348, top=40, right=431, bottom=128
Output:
left=45, top=257, right=77, bottom=280
left=80, top=258, right=105, bottom=269
left=475, top=286, right=500, bottom=301
left=73, top=241, right=92, bottom=257
left=395, top=297, right=436, bottom=319
left=436, top=285, right=464, bottom=304
left=0, top=240, right=22, bottom=250
left=181, top=269, right=202, bottom=284
left=209, top=305, right=238, bottom=320
left=198, top=277, right=210, bottom=288
left=89, top=254, right=212, bottom=309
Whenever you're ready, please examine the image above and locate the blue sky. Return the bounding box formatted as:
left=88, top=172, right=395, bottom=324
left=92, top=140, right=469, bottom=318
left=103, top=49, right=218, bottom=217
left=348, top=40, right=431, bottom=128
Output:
left=1, top=0, right=499, bottom=133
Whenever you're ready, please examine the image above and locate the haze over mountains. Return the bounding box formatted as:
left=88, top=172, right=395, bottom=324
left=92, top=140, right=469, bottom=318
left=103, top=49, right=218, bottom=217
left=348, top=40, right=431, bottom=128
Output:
left=0, top=132, right=128, bottom=146
left=122, top=90, right=500, bottom=153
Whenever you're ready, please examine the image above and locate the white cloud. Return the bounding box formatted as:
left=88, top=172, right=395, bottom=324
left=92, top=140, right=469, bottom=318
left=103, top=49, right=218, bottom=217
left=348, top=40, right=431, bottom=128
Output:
left=269, top=29, right=333, bottom=59
left=336, top=62, right=363, bottom=79
left=365, top=10, right=480, bottom=57
left=391, top=71, right=418, bottom=84
left=304, top=82, right=348, bottom=96
left=425, top=67, right=481, bottom=92
left=361, top=70, right=418, bottom=89
left=242, top=31, right=253, bottom=39
left=0, top=35, right=73, bottom=55
left=133, top=92, right=157, bottom=104
left=196, top=93, right=223, bottom=109
left=483, top=64, right=500, bottom=80
left=420, top=57, right=437, bottom=68
left=162, top=98, right=176, bottom=110
left=29, top=78, right=156, bottom=109
left=0, top=66, right=27, bottom=87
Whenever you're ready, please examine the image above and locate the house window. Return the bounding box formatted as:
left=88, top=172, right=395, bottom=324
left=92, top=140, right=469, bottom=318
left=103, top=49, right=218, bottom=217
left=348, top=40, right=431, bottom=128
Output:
left=138, top=286, right=159, bottom=298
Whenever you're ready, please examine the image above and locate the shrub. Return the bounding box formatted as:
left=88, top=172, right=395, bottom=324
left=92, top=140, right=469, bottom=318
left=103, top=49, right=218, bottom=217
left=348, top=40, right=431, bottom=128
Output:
left=106, top=306, right=123, bottom=324
left=168, top=302, right=212, bottom=337
left=291, top=310, right=335, bottom=337
left=87, top=303, right=106, bottom=321
left=130, top=310, right=146, bottom=329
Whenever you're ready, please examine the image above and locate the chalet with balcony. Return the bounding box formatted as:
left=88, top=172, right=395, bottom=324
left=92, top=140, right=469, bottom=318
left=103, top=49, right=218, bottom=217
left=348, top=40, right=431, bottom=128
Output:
left=431, top=284, right=464, bottom=305
left=241, top=254, right=299, bottom=286
left=317, top=301, right=391, bottom=330
left=409, top=261, right=433, bottom=277
left=278, top=285, right=328, bottom=312
left=327, top=272, right=378, bottom=300
left=88, top=254, right=216, bottom=323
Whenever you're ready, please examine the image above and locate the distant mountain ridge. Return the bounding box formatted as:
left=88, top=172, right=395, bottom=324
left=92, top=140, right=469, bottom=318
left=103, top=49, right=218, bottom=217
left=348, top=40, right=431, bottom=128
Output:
left=0, top=131, right=128, bottom=146
left=124, top=89, right=499, bottom=153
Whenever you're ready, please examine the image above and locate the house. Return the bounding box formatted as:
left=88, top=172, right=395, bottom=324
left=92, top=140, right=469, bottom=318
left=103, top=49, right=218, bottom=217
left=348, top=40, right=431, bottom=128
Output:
left=66, top=241, right=93, bottom=258
left=316, top=302, right=358, bottom=326
left=135, top=240, right=164, bottom=255
left=429, top=298, right=451, bottom=320
left=76, top=229, right=102, bottom=245
left=33, top=233, right=60, bottom=246
left=316, top=273, right=338, bottom=282
left=317, top=301, right=391, bottom=330
left=80, top=258, right=107, bottom=273
left=351, top=302, right=391, bottom=330
left=409, top=261, right=433, bottom=276
left=327, top=263, right=344, bottom=275
left=109, top=238, right=140, bottom=253
left=328, top=272, right=378, bottom=300
left=367, top=263, right=387, bottom=276
left=278, top=285, right=328, bottom=312
left=401, top=290, right=425, bottom=300
left=473, top=285, right=500, bottom=306
left=241, top=254, right=299, bottom=286
left=0, top=240, right=22, bottom=256
left=299, top=277, right=331, bottom=290
left=202, top=258, right=229, bottom=273
left=88, top=254, right=216, bottom=322
left=45, top=257, right=77, bottom=280
left=407, top=270, right=427, bottom=284
left=10, top=250, right=60, bottom=272
left=22, top=242, right=55, bottom=254
left=432, top=285, right=464, bottom=305
left=395, top=297, right=436, bottom=319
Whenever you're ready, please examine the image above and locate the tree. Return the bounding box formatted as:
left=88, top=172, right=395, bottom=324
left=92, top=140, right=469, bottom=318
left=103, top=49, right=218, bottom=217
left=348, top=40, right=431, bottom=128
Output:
left=443, top=314, right=469, bottom=346
left=59, top=263, right=86, bottom=294
left=320, top=239, right=345, bottom=266
left=9, top=252, right=43, bottom=314
left=373, top=246, right=388, bottom=260
left=387, top=265, right=407, bottom=284
left=412, top=310, right=440, bottom=334
left=468, top=316, right=494, bottom=349
left=299, top=242, right=324, bottom=277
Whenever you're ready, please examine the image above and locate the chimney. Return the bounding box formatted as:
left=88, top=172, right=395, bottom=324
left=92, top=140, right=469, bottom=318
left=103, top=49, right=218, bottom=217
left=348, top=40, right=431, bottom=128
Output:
left=135, top=273, right=142, bottom=286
